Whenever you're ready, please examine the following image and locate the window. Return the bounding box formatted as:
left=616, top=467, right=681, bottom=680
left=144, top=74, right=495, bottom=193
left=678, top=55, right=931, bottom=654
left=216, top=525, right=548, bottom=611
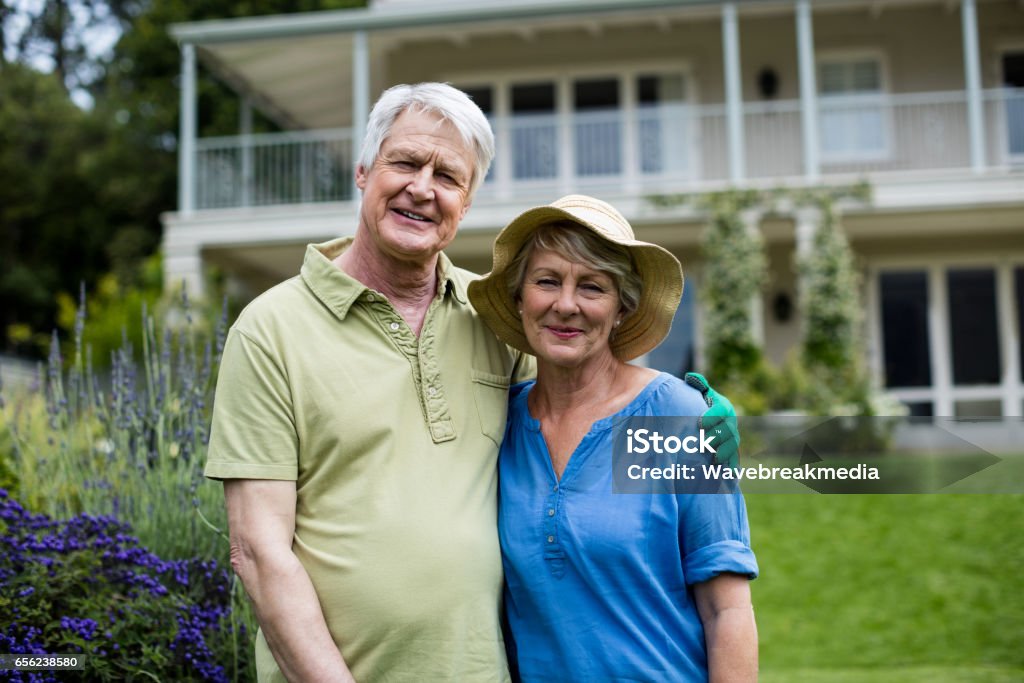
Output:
left=637, top=74, right=689, bottom=176
left=947, top=269, right=1001, bottom=385
left=461, top=86, right=494, bottom=183
left=879, top=272, right=931, bottom=388
left=1017, top=267, right=1024, bottom=380
left=573, top=78, right=621, bottom=176
left=453, top=69, right=691, bottom=185
left=510, top=82, right=557, bottom=180
left=819, top=57, right=888, bottom=161
left=1002, top=52, right=1024, bottom=158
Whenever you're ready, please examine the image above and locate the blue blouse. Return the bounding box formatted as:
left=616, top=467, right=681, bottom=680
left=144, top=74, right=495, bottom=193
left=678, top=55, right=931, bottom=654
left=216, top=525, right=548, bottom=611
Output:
left=498, top=372, right=758, bottom=683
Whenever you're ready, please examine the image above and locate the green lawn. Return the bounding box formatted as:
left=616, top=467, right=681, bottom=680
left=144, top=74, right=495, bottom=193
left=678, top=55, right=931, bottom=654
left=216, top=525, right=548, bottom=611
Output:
left=747, top=494, right=1024, bottom=682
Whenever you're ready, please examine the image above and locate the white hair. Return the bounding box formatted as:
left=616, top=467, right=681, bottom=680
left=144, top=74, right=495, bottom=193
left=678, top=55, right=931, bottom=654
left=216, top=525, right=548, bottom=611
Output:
left=358, top=83, right=495, bottom=197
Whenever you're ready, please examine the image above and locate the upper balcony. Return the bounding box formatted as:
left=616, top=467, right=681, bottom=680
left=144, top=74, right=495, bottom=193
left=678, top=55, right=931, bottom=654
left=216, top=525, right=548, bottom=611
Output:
left=190, top=87, right=1024, bottom=211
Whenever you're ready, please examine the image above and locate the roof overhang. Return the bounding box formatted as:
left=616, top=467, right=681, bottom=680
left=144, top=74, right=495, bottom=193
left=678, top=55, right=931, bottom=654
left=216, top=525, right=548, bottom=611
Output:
left=169, top=0, right=965, bottom=131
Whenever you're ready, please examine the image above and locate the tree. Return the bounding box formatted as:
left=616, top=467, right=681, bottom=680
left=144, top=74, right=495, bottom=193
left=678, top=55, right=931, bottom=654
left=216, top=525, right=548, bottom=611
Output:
left=1, top=0, right=367, bottom=356
left=0, top=63, right=103, bottom=353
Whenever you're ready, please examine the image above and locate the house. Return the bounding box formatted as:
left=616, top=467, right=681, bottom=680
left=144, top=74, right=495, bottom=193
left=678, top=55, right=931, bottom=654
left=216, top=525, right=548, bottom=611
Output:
left=163, top=0, right=1024, bottom=417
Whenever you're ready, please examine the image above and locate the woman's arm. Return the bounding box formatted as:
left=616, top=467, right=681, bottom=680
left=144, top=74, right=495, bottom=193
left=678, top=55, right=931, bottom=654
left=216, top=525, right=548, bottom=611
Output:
left=694, top=573, right=758, bottom=683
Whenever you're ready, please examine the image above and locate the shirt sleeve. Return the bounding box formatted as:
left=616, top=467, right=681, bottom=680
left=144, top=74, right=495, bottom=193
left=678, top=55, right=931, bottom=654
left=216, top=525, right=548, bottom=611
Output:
left=679, top=492, right=759, bottom=584
left=650, top=376, right=759, bottom=584
left=204, top=326, right=299, bottom=481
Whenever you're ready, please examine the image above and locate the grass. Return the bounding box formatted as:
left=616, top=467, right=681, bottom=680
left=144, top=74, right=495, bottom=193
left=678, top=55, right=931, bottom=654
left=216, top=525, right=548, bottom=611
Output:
left=748, top=493, right=1024, bottom=681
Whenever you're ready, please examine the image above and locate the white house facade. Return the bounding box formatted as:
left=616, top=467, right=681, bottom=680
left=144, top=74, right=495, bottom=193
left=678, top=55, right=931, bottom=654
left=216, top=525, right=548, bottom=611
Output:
left=163, top=0, right=1024, bottom=417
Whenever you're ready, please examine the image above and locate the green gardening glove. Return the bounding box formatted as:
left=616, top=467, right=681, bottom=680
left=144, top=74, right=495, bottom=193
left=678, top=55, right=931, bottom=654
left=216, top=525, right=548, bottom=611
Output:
left=684, top=372, right=740, bottom=469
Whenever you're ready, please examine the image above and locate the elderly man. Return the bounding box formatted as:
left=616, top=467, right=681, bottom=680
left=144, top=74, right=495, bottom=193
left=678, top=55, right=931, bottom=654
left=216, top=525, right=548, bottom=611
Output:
left=206, top=83, right=736, bottom=682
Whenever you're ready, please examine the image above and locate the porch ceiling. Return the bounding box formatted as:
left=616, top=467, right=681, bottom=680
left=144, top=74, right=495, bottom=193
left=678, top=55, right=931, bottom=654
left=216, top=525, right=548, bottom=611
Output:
left=197, top=33, right=357, bottom=130
left=174, top=0, right=731, bottom=130
left=176, top=0, right=966, bottom=132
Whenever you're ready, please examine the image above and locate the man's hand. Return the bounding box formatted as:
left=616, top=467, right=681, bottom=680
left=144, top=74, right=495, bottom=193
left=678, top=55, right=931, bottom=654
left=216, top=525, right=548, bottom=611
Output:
left=684, top=372, right=740, bottom=469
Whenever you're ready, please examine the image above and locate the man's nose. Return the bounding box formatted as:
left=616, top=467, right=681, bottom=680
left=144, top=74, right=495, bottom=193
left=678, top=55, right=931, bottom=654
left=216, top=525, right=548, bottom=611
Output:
left=406, top=166, right=435, bottom=200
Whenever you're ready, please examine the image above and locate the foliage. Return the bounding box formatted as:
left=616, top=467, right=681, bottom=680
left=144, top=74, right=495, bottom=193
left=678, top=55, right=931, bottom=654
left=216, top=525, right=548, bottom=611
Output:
left=54, top=256, right=163, bottom=369
left=647, top=182, right=890, bottom=416
left=0, top=489, right=252, bottom=681
left=0, top=0, right=368, bottom=356
left=693, top=190, right=768, bottom=383
left=2, top=290, right=230, bottom=566
left=0, top=63, right=107, bottom=356
left=794, top=191, right=870, bottom=413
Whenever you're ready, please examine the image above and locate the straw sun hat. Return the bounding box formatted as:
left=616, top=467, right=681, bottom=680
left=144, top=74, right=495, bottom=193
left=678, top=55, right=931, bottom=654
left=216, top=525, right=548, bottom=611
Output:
left=467, top=194, right=683, bottom=362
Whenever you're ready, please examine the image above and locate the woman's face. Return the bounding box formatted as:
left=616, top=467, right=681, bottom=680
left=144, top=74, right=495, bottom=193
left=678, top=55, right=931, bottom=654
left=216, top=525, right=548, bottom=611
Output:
left=518, top=248, right=623, bottom=370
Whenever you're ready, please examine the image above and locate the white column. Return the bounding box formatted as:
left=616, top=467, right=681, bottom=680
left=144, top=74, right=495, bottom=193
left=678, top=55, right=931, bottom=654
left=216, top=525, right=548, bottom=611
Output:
left=558, top=76, right=574, bottom=195
left=929, top=266, right=954, bottom=416
left=722, top=2, right=746, bottom=183
left=743, top=209, right=764, bottom=344
left=351, top=30, right=370, bottom=201
left=961, top=0, right=986, bottom=173
left=240, top=98, right=253, bottom=207
left=494, top=84, right=513, bottom=201
left=178, top=43, right=197, bottom=215
left=997, top=264, right=1022, bottom=416
left=622, top=76, right=640, bottom=194
left=865, top=265, right=885, bottom=391
left=796, top=0, right=820, bottom=182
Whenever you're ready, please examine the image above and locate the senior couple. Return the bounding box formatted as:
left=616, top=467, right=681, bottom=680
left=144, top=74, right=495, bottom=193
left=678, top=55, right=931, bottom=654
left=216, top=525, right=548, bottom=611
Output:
left=206, top=82, right=757, bottom=683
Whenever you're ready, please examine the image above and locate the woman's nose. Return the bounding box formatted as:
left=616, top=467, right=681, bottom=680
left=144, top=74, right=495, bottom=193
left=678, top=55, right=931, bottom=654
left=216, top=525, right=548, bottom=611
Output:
left=552, top=286, right=579, bottom=315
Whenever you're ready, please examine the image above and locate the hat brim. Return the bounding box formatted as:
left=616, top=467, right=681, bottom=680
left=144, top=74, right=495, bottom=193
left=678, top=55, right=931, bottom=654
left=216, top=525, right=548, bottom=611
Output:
left=467, top=204, right=683, bottom=362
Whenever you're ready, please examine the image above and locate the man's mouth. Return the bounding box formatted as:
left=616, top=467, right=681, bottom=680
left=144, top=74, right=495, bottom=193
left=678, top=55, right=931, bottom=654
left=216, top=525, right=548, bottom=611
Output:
left=393, top=208, right=432, bottom=222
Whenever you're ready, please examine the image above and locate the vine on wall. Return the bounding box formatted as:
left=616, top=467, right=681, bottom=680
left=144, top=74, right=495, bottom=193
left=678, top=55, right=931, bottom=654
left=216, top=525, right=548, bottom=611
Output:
left=648, top=181, right=881, bottom=415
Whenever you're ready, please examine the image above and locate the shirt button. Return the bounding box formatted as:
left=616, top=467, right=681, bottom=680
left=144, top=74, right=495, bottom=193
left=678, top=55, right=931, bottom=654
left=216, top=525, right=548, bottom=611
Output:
left=427, top=387, right=437, bottom=396
left=547, top=508, right=555, bottom=517
left=552, top=484, right=558, bottom=492
left=389, top=322, right=400, bottom=331
left=547, top=535, right=555, bottom=543
left=367, top=294, right=375, bottom=302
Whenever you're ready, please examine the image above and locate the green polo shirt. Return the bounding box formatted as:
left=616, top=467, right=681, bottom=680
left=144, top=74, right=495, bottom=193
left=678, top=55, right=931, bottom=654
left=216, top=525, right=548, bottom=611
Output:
left=206, top=237, right=533, bottom=683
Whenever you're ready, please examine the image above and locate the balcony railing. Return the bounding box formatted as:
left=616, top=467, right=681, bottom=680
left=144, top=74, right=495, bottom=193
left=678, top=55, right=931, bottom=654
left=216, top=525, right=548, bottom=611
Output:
left=190, top=88, right=1024, bottom=211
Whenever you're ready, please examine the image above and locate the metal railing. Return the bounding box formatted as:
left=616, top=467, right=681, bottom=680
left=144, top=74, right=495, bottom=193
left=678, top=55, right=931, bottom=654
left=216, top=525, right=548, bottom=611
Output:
left=195, top=128, right=355, bottom=209
left=190, top=89, right=1024, bottom=210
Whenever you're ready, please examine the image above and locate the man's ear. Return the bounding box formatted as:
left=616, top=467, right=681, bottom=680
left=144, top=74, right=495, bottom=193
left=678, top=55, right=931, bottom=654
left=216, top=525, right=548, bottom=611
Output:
left=460, top=198, right=472, bottom=220
left=355, top=164, right=368, bottom=191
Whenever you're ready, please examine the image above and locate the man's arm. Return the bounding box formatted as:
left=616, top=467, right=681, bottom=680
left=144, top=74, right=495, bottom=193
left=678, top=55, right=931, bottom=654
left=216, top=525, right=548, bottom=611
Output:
left=225, top=479, right=356, bottom=683
left=694, top=573, right=758, bottom=683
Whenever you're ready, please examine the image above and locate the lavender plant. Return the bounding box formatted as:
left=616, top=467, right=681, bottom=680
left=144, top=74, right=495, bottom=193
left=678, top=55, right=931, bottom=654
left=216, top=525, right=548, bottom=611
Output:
left=0, top=488, right=251, bottom=681
left=4, top=287, right=229, bottom=565
left=0, top=288, right=257, bottom=679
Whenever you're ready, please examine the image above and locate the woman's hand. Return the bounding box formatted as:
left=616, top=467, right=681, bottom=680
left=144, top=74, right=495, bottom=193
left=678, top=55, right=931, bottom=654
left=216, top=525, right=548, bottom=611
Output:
left=685, top=372, right=740, bottom=468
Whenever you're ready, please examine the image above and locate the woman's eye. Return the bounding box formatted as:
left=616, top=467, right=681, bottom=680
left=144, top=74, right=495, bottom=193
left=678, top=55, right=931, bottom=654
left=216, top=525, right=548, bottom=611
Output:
left=536, top=278, right=558, bottom=287
left=581, top=283, right=605, bottom=293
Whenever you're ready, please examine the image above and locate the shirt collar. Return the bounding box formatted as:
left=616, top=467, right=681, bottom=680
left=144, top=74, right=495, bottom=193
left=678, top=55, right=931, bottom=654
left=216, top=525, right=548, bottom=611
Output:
left=300, top=237, right=466, bottom=320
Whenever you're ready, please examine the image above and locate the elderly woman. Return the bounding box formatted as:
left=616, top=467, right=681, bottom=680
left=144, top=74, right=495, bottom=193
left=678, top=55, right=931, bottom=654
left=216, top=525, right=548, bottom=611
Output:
left=468, top=195, right=758, bottom=682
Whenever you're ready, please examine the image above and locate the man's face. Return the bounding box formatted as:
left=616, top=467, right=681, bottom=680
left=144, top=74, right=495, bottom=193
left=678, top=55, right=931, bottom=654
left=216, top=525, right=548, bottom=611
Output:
left=355, top=107, right=475, bottom=266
